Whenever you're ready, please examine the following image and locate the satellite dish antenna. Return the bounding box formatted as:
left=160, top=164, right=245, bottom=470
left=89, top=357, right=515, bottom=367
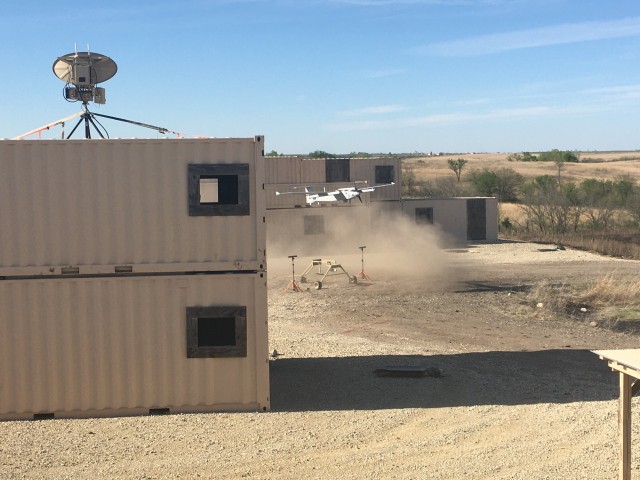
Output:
left=14, top=49, right=182, bottom=140
left=52, top=51, right=117, bottom=105
left=53, top=51, right=117, bottom=85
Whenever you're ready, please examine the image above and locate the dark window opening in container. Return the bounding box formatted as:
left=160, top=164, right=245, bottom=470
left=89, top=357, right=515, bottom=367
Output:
left=325, top=159, right=350, bottom=183
left=375, top=165, right=395, bottom=184
left=188, top=164, right=250, bottom=216
left=197, top=317, right=236, bottom=347
left=186, top=306, right=247, bottom=358
left=415, top=207, right=434, bottom=225
left=199, top=175, right=239, bottom=205
left=304, top=215, right=325, bottom=235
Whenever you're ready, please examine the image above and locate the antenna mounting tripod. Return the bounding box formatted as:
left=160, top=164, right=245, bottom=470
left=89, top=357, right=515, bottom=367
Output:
left=284, top=255, right=303, bottom=293
left=65, top=103, right=171, bottom=139
left=357, top=245, right=371, bottom=281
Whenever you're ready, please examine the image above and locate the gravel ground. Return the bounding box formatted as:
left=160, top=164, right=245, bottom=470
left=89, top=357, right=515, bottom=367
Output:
left=2, top=241, right=640, bottom=479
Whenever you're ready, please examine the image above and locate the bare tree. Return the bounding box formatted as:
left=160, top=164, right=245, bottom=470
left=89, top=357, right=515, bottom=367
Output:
left=519, top=176, right=581, bottom=235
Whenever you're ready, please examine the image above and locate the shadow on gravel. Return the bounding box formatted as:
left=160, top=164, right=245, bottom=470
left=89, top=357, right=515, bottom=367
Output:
left=270, top=349, right=617, bottom=412
left=454, top=280, right=532, bottom=293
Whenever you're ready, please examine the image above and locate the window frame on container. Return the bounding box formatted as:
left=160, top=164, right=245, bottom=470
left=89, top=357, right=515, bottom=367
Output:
left=415, top=207, right=434, bottom=225
left=325, top=158, right=350, bottom=183
left=188, top=164, right=250, bottom=216
left=186, top=306, right=247, bottom=358
left=375, top=165, right=395, bottom=184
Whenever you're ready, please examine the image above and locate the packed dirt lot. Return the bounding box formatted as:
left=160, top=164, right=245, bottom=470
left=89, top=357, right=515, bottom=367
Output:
left=3, top=241, right=640, bottom=479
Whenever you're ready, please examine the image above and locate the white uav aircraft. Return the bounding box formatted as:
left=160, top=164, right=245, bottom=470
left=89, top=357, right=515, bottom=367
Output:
left=276, top=182, right=395, bottom=206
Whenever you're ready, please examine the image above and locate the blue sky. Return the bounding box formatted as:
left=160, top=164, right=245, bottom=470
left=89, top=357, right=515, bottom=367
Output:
left=2, top=0, right=640, bottom=154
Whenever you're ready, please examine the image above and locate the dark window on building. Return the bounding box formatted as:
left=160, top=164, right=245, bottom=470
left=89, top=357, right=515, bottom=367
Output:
left=325, top=159, right=350, bottom=182
left=415, top=207, right=434, bottom=225
left=304, top=215, right=325, bottom=235
left=186, top=306, right=247, bottom=358
left=375, top=165, right=395, bottom=184
left=188, top=164, right=250, bottom=216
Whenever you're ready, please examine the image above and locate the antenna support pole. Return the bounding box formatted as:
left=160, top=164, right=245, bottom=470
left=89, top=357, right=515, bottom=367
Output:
left=284, top=255, right=303, bottom=293
left=357, top=245, right=371, bottom=281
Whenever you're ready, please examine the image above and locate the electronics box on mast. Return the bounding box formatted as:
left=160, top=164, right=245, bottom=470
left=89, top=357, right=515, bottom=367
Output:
left=52, top=51, right=117, bottom=105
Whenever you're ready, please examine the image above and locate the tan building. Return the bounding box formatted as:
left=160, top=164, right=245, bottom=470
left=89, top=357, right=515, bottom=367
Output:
left=401, top=197, right=498, bottom=245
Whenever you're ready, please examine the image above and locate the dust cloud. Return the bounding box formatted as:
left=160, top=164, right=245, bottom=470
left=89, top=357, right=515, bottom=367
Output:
left=267, top=207, right=457, bottom=289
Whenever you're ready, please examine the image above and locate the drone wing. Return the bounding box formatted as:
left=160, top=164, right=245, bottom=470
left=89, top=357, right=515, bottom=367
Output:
left=275, top=186, right=313, bottom=196
left=371, top=181, right=395, bottom=190
left=355, top=182, right=395, bottom=194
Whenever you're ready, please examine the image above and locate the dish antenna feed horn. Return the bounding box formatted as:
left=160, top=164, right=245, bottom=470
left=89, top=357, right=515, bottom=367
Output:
left=51, top=50, right=171, bottom=139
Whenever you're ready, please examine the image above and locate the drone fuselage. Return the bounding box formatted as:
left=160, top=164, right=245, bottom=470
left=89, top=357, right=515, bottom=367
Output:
left=306, top=187, right=365, bottom=205
left=275, top=182, right=394, bottom=206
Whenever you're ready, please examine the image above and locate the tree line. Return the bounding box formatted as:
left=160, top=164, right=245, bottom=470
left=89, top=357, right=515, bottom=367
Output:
left=403, top=151, right=640, bottom=235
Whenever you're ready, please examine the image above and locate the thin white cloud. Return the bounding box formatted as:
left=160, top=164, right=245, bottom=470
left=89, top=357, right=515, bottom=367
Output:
left=452, top=97, right=492, bottom=107
left=326, top=86, right=640, bottom=132
left=331, top=0, right=516, bottom=5
left=340, top=104, right=408, bottom=116
left=418, top=17, right=640, bottom=56
left=582, top=84, right=640, bottom=100
left=365, top=68, right=408, bottom=78
left=443, top=82, right=640, bottom=115
left=326, top=106, right=564, bottom=131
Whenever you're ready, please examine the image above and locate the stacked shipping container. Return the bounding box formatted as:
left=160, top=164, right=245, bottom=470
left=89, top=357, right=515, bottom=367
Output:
left=0, top=137, right=269, bottom=420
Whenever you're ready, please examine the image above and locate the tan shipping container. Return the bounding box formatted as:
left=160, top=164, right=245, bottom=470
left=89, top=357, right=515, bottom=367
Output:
left=265, top=156, right=326, bottom=185
left=264, top=156, right=301, bottom=184
left=349, top=157, right=401, bottom=201
left=264, top=157, right=401, bottom=203
left=0, top=137, right=266, bottom=276
left=0, top=273, right=269, bottom=420
left=300, top=158, right=326, bottom=184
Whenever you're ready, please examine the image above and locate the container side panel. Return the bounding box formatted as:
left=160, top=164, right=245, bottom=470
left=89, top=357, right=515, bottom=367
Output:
left=300, top=159, right=326, bottom=184
left=0, top=139, right=265, bottom=272
left=264, top=156, right=301, bottom=184
left=349, top=157, right=402, bottom=201
left=0, top=274, right=269, bottom=417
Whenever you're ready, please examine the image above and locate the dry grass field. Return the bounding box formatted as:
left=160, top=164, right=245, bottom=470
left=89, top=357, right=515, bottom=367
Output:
left=406, top=151, right=640, bottom=184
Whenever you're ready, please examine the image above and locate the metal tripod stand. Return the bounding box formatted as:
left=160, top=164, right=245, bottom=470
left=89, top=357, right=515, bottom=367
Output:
left=284, top=255, right=303, bottom=293
left=357, top=245, right=371, bottom=280
left=65, top=104, right=171, bottom=139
